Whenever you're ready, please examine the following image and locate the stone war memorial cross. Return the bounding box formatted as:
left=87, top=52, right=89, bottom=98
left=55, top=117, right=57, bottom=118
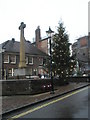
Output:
left=14, top=22, right=30, bottom=77
left=19, top=22, right=26, bottom=68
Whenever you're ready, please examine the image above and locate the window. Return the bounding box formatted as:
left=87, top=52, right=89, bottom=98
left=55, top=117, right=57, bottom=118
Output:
left=39, top=57, right=43, bottom=65
left=30, top=68, right=33, bottom=75
left=26, top=57, right=28, bottom=64
left=43, top=58, right=47, bottom=65
left=29, top=56, right=33, bottom=64
left=10, top=55, right=16, bottom=64
left=4, top=55, right=9, bottom=63
left=8, top=68, right=14, bottom=77
left=8, top=69, right=12, bottom=77
left=33, top=69, right=37, bottom=75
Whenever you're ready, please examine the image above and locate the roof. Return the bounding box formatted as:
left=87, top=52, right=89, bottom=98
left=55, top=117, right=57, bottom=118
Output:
left=1, top=39, right=47, bottom=56
left=77, top=36, right=88, bottom=41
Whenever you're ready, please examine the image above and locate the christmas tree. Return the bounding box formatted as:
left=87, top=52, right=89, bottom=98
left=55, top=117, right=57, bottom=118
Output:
left=52, top=21, right=75, bottom=77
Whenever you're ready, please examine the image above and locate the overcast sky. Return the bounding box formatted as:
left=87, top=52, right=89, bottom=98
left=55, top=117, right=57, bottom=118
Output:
left=0, top=0, right=89, bottom=44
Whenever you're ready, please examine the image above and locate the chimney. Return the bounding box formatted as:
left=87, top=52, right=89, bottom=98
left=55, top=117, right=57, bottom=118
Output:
left=35, top=26, right=41, bottom=48
left=12, top=38, right=15, bottom=42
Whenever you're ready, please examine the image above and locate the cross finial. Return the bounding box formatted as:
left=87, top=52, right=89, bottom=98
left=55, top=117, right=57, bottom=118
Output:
left=19, top=22, right=26, bottom=30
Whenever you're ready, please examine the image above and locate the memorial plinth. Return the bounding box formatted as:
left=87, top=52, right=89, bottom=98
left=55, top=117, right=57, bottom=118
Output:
left=14, top=68, right=30, bottom=76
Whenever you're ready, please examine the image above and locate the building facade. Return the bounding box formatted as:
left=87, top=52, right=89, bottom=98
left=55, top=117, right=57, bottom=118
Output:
left=72, top=35, right=90, bottom=75
left=0, top=38, right=48, bottom=80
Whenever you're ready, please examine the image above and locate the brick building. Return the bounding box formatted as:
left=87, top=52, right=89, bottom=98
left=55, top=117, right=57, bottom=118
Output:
left=0, top=38, right=48, bottom=80
left=33, top=26, right=49, bottom=54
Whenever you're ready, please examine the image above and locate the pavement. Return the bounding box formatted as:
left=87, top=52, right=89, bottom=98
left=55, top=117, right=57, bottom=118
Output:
left=2, top=82, right=90, bottom=115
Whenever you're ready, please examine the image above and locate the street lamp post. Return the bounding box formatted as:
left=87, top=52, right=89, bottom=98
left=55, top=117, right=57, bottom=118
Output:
left=46, top=27, right=54, bottom=94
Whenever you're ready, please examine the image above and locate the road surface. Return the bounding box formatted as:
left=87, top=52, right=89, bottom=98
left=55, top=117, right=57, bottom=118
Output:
left=3, top=86, right=90, bottom=119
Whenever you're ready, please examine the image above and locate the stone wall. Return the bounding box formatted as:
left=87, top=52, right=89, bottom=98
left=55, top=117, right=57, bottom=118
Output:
left=1, top=78, right=67, bottom=96
left=0, top=76, right=89, bottom=96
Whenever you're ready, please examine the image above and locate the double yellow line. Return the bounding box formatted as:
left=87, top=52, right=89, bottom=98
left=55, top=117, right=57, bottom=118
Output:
left=9, top=86, right=89, bottom=119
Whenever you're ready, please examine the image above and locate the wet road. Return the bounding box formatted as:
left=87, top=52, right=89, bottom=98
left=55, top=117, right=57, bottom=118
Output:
left=4, top=86, right=90, bottom=119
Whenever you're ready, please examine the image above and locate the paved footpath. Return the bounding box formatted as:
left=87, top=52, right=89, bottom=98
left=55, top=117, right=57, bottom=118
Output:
left=2, top=82, right=89, bottom=114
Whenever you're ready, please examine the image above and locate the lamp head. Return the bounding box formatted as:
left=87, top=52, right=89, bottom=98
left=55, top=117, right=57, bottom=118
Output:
left=46, top=27, right=54, bottom=37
